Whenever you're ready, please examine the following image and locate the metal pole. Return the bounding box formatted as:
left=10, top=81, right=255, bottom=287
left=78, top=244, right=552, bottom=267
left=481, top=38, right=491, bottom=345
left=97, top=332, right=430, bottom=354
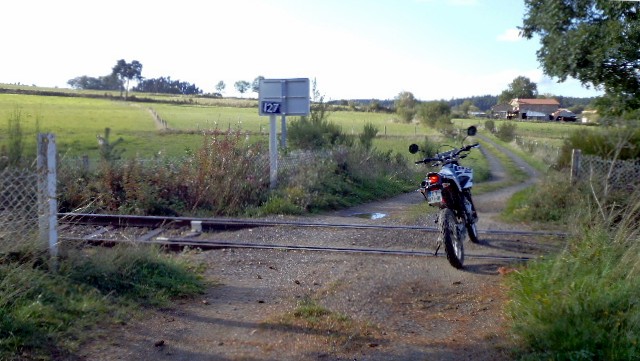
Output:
left=280, top=115, right=287, bottom=149
left=269, top=115, right=278, bottom=188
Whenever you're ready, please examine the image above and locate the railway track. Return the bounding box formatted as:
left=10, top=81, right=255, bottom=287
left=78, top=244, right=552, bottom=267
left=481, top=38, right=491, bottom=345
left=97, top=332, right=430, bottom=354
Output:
left=58, top=212, right=566, bottom=262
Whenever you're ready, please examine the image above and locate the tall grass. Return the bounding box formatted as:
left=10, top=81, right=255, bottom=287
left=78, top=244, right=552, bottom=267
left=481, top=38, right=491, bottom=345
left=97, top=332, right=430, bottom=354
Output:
left=58, top=131, right=270, bottom=216
left=507, top=183, right=640, bottom=360
left=0, top=242, right=205, bottom=359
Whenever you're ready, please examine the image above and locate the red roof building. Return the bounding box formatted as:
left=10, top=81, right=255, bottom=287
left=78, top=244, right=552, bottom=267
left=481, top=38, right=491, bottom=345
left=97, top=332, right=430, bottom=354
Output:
left=510, top=98, right=560, bottom=120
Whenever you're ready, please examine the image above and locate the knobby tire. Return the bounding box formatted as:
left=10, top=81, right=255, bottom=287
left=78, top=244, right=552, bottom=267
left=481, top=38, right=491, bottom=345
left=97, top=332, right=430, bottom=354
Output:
left=438, top=208, right=464, bottom=269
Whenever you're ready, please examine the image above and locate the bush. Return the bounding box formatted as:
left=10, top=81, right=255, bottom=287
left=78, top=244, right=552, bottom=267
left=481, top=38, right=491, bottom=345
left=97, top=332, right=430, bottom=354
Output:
left=359, top=122, right=379, bottom=150
left=261, top=146, right=414, bottom=214
left=496, top=122, right=517, bottom=142
left=0, top=243, right=204, bottom=359
left=288, top=115, right=353, bottom=150
left=484, top=119, right=496, bottom=133
left=508, top=193, right=640, bottom=360
left=503, top=172, right=583, bottom=224
left=556, top=126, right=640, bottom=169
left=58, top=131, right=270, bottom=216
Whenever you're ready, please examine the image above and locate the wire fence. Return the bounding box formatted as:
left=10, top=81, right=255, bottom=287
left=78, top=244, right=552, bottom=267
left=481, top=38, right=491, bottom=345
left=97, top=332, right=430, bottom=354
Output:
left=577, top=154, right=640, bottom=191
left=0, top=167, right=39, bottom=253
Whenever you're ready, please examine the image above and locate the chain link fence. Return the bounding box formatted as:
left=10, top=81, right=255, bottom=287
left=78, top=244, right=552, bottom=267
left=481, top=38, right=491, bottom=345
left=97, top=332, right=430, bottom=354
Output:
left=576, top=153, right=640, bottom=191
left=0, top=167, right=39, bottom=253
left=0, top=134, right=58, bottom=258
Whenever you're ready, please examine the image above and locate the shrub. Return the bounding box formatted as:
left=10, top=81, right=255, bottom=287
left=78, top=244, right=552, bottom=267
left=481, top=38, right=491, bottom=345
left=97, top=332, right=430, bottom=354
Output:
left=556, top=126, right=640, bottom=169
left=484, top=119, right=496, bottom=133
left=507, top=191, right=640, bottom=360
left=288, top=115, right=351, bottom=149
left=0, top=243, right=204, bottom=359
left=359, top=122, right=379, bottom=150
left=496, top=122, right=517, bottom=142
left=58, top=131, right=270, bottom=216
left=261, top=146, right=414, bottom=214
left=503, top=172, right=583, bottom=224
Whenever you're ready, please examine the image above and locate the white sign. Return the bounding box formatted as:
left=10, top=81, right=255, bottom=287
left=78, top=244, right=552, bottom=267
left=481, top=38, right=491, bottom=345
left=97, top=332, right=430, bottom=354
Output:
left=258, top=78, right=310, bottom=116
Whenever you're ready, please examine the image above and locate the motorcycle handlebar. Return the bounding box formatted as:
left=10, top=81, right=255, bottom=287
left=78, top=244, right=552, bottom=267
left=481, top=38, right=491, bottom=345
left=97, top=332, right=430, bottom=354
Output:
left=416, top=143, right=480, bottom=164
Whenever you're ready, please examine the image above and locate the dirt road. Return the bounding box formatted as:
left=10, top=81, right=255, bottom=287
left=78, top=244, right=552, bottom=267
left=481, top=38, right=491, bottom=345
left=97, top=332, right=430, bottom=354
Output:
left=79, top=138, right=548, bottom=361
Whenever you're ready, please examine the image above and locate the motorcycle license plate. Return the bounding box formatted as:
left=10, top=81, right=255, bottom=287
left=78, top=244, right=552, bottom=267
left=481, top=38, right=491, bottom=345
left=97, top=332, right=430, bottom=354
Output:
left=427, top=190, right=442, bottom=204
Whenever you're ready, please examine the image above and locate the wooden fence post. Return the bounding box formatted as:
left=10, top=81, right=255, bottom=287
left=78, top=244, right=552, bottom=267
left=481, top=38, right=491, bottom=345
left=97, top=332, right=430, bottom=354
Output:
left=570, top=148, right=582, bottom=185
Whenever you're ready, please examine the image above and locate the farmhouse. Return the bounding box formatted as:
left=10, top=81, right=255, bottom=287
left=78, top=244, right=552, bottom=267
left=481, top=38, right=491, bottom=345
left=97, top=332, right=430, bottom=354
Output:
left=510, top=98, right=560, bottom=120
left=490, top=103, right=511, bottom=119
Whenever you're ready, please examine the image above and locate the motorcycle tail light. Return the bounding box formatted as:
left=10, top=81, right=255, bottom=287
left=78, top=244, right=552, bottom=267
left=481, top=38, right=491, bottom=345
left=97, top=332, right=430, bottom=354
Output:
left=428, top=174, right=440, bottom=184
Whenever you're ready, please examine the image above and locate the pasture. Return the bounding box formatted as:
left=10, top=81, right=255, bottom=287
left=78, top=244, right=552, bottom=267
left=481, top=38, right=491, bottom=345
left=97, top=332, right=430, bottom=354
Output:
left=0, top=90, right=593, bottom=163
left=0, top=92, right=436, bottom=160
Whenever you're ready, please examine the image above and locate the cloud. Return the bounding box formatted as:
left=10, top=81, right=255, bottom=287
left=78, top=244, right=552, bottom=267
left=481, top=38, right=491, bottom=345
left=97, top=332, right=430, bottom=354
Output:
left=497, top=28, right=523, bottom=42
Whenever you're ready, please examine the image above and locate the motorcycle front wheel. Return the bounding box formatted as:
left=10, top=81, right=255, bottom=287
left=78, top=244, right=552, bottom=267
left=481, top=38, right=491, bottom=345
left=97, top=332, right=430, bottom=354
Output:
left=438, top=208, right=464, bottom=269
left=463, top=194, right=480, bottom=244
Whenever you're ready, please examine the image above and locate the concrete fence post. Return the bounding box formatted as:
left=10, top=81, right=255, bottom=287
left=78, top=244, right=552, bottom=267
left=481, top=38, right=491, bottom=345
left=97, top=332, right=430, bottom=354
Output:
left=37, top=133, right=58, bottom=267
left=570, top=148, right=582, bottom=185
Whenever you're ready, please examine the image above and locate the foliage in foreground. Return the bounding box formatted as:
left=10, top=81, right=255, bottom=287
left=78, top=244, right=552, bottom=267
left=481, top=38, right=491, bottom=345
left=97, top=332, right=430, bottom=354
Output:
left=556, top=126, right=640, bottom=169
left=260, top=146, right=415, bottom=215
left=507, top=181, right=640, bottom=360
left=0, top=244, right=205, bottom=360
left=59, top=124, right=415, bottom=217
left=503, top=172, right=583, bottom=224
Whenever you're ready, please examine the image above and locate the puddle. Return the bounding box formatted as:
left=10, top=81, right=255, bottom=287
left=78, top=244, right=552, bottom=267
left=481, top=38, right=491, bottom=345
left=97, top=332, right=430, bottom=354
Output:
left=350, top=212, right=387, bottom=220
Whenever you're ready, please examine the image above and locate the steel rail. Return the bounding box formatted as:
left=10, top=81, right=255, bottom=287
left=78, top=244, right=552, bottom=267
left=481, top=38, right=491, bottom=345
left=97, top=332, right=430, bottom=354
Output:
left=58, top=212, right=569, bottom=237
left=59, top=235, right=534, bottom=262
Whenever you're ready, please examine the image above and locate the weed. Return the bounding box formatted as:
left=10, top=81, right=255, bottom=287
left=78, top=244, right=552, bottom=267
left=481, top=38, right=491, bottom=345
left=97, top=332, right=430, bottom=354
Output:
left=507, top=181, right=640, bottom=360
left=0, top=242, right=204, bottom=359
left=502, top=172, right=582, bottom=224
left=271, top=297, right=381, bottom=353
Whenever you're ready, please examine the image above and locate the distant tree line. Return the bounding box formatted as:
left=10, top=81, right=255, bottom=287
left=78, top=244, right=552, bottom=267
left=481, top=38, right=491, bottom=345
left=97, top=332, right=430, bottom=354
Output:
left=132, top=77, right=202, bottom=95
left=67, top=74, right=121, bottom=91
left=68, top=59, right=202, bottom=97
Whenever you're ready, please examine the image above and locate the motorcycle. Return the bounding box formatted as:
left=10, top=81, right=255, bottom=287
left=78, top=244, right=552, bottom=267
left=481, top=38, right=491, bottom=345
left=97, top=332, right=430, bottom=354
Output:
left=409, top=126, right=480, bottom=269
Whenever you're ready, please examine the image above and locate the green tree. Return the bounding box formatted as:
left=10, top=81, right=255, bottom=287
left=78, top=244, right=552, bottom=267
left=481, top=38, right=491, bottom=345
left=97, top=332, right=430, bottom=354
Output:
left=215, top=80, right=226, bottom=94
left=418, top=100, right=451, bottom=128
left=459, top=99, right=473, bottom=115
left=251, top=75, right=265, bottom=94
left=111, top=59, right=143, bottom=100
left=367, top=99, right=382, bottom=113
left=394, top=91, right=417, bottom=123
left=234, top=80, right=250, bottom=97
left=498, top=76, right=538, bottom=103
left=520, top=0, right=640, bottom=113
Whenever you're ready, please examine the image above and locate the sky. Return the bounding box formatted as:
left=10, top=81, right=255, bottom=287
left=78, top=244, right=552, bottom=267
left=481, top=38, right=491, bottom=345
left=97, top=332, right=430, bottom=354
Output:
left=1, top=0, right=604, bottom=101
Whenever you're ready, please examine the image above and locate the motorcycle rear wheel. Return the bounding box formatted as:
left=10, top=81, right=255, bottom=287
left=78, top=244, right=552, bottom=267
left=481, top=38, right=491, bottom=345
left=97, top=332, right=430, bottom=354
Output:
left=438, top=208, right=464, bottom=269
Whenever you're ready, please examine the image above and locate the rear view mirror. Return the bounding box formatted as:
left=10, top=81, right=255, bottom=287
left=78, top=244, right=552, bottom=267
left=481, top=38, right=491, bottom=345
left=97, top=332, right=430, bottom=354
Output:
left=409, top=144, right=419, bottom=154
left=467, top=126, right=477, bottom=136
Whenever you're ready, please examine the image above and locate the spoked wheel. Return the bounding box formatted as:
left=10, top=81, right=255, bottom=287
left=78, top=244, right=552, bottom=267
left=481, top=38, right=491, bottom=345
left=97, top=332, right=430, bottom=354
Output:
left=438, top=208, right=464, bottom=269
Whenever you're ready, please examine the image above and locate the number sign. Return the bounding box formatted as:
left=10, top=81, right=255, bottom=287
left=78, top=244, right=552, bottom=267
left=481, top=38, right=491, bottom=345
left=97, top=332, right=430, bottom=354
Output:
left=260, top=101, right=282, bottom=114
left=258, top=78, right=310, bottom=116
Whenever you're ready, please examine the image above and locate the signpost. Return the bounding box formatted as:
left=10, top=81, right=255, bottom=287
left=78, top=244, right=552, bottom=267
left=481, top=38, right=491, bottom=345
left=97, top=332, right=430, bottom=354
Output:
left=259, top=78, right=310, bottom=188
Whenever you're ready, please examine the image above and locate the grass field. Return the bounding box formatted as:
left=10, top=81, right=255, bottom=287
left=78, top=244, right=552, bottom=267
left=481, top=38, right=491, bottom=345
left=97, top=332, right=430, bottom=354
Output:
left=0, top=92, right=438, bottom=159
left=0, top=89, right=593, bottom=164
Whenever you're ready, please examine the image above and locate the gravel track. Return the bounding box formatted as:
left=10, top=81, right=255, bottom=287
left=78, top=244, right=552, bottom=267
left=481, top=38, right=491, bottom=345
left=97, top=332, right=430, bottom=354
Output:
left=78, top=137, right=551, bottom=361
